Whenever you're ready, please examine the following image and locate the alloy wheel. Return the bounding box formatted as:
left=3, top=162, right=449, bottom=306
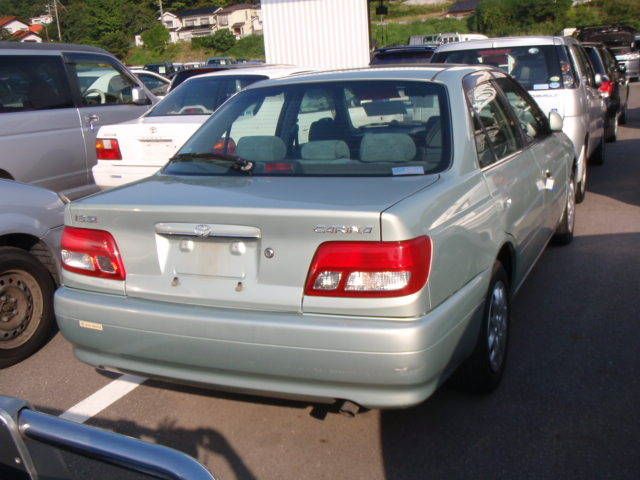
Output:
left=487, top=280, right=508, bottom=373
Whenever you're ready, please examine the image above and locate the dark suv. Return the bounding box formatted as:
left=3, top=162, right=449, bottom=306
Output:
left=583, top=42, right=630, bottom=142
left=576, top=26, right=639, bottom=82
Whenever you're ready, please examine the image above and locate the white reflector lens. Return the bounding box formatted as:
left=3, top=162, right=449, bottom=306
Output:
left=61, top=250, right=95, bottom=271
left=345, top=271, right=411, bottom=292
left=313, top=271, right=342, bottom=290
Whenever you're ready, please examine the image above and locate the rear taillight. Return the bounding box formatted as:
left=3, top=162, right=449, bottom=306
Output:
left=304, top=237, right=432, bottom=298
left=598, top=80, right=614, bottom=98
left=96, top=138, right=122, bottom=160
left=61, top=227, right=126, bottom=280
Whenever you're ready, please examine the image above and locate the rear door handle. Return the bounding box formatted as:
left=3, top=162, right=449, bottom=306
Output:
left=85, top=114, right=100, bottom=123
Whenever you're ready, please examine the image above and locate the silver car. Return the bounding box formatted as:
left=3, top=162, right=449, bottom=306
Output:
left=433, top=35, right=606, bottom=203
left=55, top=66, right=576, bottom=409
left=0, top=180, right=64, bottom=367
left=0, top=42, right=156, bottom=199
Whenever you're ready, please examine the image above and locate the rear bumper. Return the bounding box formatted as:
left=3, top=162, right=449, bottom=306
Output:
left=54, top=271, right=487, bottom=409
left=91, top=164, right=161, bottom=190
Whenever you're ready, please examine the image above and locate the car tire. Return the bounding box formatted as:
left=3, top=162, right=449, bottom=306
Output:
left=605, top=113, right=618, bottom=143
left=590, top=135, right=605, bottom=166
left=451, top=262, right=509, bottom=394
left=553, top=172, right=576, bottom=245
left=575, top=145, right=587, bottom=204
left=0, top=247, right=55, bottom=368
left=619, top=106, right=627, bottom=125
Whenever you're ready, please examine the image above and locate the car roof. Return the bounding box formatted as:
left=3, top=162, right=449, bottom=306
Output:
left=374, top=45, right=437, bottom=54
left=190, top=65, right=312, bottom=81
left=0, top=41, right=107, bottom=54
left=435, top=36, right=576, bottom=52
left=248, top=65, right=492, bottom=88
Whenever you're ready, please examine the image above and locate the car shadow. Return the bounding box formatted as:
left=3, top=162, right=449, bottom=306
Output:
left=379, top=231, right=640, bottom=480
left=35, top=404, right=255, bottom=480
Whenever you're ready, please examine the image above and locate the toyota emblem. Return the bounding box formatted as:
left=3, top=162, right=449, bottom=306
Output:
left=194, top=224, right=212, bottom=238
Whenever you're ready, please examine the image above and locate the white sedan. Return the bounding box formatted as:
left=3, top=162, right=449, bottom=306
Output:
left=92, top=66, right=309, bottom=190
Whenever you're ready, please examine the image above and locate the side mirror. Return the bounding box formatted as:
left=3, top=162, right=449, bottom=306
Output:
left=594, top=73, right=602, bottom=86
left=0, top=396, right=216, bottom=480
left=549, top=111, right=563, bottom=132
left=132, top=86, right=149, bottom=105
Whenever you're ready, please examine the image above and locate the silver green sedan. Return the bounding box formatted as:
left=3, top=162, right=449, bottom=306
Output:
left=54, top=66, right=576, bottom=409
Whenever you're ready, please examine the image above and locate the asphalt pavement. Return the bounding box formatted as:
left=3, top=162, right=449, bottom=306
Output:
left=2, top=84, right=640, bottom=480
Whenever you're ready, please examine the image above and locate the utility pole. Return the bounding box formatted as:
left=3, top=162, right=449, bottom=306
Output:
left=52, top=0, right=61, bottom=41
left=158, top=0, right=163, bottom=17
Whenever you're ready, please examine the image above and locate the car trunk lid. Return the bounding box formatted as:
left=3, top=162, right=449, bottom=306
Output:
left=71, top=175, right=438, bottom=312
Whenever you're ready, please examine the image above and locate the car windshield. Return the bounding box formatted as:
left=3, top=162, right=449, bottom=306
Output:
left=163, top=79, right=451, bottom=177
left=371, top=50, right=434, bottom=65
left=147, top=75, right=267, bottom=116
left=434, top=45, right=563, bottom=91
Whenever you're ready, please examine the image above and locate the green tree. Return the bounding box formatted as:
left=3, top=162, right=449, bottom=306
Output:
left=61, top=0, right=155, bottom=59
left=141, top=23, right=170, bottom=52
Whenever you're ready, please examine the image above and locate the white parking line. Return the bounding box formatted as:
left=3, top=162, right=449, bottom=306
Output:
left=60, top=374, right=147, bottom=423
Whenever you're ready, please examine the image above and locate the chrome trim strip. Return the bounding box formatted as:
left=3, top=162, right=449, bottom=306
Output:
left=155, top=223, right=261, bottom=239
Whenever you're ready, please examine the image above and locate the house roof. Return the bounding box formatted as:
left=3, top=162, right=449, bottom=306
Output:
left=448, top=0, right=479, bottom=14
left=0, top=15, right=18, bottom=27
left=217, top=3, right=259, bottom=15
left=12, top=30, right=40, bottom=40
left=178, top=6, right=219, bottom=18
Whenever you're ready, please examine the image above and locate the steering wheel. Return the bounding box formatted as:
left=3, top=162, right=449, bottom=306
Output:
left=82, top=88, right=106, bottom=104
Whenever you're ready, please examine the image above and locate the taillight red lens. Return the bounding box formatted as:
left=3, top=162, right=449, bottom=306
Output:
left=61, top=227, right=126, bottom=280
left=96, top=138, right=122, bottom=160
left=599, top=80, right=614, bottom=97
left=304, top=237, right=432, bottom=297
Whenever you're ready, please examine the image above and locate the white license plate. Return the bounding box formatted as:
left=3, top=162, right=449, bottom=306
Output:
left=170, top=238, right=256, bottom=279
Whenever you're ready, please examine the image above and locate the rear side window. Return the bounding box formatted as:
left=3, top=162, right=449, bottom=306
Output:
left=467, top=82, right=521, bottom=168
left=148, top=75, right=267, bottom=116
left=0, top=55, right=73, bottom=113
left=434, top=45, right=563, bottom=91
left=585, top=47, right=605, bottom=74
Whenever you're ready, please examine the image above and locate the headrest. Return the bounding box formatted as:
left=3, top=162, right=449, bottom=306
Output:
left=359, top=133, right=416, bottom=163
left=236, top=136, right=286, bottom=162
left=301, top=140, right=350, bottom=161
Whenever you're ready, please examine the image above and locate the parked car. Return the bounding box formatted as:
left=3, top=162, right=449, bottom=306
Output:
left=143, top=62, right=177, bottom=79
left=169, top=66, right=236, bottom=92
left=0, top=42, right=157, bottom=199
left=56, top=66, right=577, bottom=410
left=92, top=66, right=309, bottom=189
left=575, top=26, right=639, bottom=82
left=207, top=57, right=235, bottom=66
left=370, top=45, right=436, bottom=65
left=432, top=35, right=606, bottom=201
left=131, top=69, right=171, bottom=97
left=0, top=180, right=64, bottom=368
left=409, top=33, right=488, bottom=46
left=583, top=42, right=630, bottom=142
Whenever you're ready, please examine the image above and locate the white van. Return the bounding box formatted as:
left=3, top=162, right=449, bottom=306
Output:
left=433, top=36, right=606, bottom=203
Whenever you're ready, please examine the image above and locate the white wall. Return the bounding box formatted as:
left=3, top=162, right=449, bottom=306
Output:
left=262, top=0, right=371, bottom=69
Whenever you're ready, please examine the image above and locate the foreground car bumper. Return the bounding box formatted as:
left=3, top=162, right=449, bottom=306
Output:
left=92, top=164, right=162, bottom=190
left=55, top=272, right=487, bottom=409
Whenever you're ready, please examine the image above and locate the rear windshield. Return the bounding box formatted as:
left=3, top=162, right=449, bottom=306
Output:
left=147, top=75, right=267, bottom=116
left=164, top=80, right=451, bottom=177
left=433, top=45, right=563, bottom=91
left=371, top=50, right=434, bottom=65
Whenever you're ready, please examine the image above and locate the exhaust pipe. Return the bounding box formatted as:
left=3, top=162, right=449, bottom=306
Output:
left=337, top=400, right=361, bottom=417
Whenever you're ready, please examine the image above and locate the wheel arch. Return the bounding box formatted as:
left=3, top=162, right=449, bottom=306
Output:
left=496, top=242, right=516, bottom=292
left=0, top=234, right=59, bottom=285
